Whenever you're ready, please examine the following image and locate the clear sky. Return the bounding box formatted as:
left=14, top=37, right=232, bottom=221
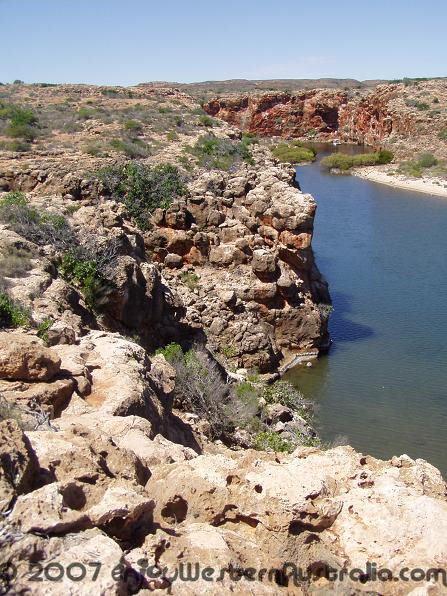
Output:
left=1, top=0, right=446, bottom=85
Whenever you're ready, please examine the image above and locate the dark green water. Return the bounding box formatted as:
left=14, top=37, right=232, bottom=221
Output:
left=286, top=155, right=447, bottom=475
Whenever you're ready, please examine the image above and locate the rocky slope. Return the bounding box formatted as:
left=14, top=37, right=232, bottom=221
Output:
left=205, top=79, right=447, bottom=160
left=1, top=331, right=447, bottom=594
left=1, top=82, right=447, bottom=595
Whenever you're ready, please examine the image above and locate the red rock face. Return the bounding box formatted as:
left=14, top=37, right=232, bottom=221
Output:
left=204, top=84, right=435, bottom=151
left=338, top=86, right=410, bottom=145
left=206, top=90, right=350, bottom=138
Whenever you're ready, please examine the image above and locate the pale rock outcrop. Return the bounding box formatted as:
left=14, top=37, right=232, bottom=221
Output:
left=0, top=332, right=61, bottom=381
left=5, top=528, right=127, bottom=596
left=145, top=446, right=447, bottom=594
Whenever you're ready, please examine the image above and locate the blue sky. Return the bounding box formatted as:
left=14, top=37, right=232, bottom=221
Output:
left=1, top=0, right=446, bottom=85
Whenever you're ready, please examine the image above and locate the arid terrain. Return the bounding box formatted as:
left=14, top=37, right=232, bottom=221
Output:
left=1, top=81, right=447, bottom=594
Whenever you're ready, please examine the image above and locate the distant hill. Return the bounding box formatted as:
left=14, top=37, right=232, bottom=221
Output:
left=144, top=78, right=388, bottom=96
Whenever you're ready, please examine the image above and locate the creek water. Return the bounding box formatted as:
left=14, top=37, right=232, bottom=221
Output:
left=286, top=150, right=447, bottom=475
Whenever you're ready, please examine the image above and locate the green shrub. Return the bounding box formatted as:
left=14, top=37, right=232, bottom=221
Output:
left=418, top=152, right=438, bottom=168
left=0, top=139, right=30, bottom=152
left=321, top=150, right=394, bottom=171
left=168, top=346, right=232, bottom=439
left=96, top=162, right=187, bottom=229
left=155, top=342, right=184, bottom=363
left=0, top=192, right=75, bottom=248
left=0, top=194, right=76, bottom=255
left=186, top=134, right=255, bottom=170
left=77, top=107, right=97, bottom=120
left=82, top=140, right=108, bottom=157
left=272, top=142, right=316, bottom=164
left=398, top=161, right=423, bottom=178
left=321, top=153, right=356, bottom=171
left=59, top=250, right=112, bottom=309
left=221, top=344, right=237, bottom=359
left=0, top=291, right=30, bottom=328
left=109, top=138, right=150, bottom=158
left=179, top=271, right=199, bottom=290
left=253, top=430, right=294, bottom=453
left=439, top=129, right=447, bottom=142
left=0, top=102, right=39, bottom=141
left=198, top=114, right=215, bottom=127
left=262, top=380, right=308, bottom=412
left=377, top=149, right=394, bottom=164
left=123, top=119, right=143, bottom=134
left=36, top=318, right=53, bottom=344
left=405, top=99, right=430, bottom=111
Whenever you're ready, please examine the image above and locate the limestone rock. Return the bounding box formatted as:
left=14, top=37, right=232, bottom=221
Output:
left=0, top=333, right=61, bottom=381
left=251, top=248, right=278, bottom=281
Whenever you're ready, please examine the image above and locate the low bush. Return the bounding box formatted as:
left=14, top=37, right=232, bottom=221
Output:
left=123, top=119, right=143, bottom=134
left=398, top=153, right=440, bottom=178
left=77, top=107, right=97, bottom=120
left=59, top=250, right=113, bottom=309
left=161, top=344, right=232, bottom=439
left=186, top=134, right=255, bottom=170
left=109, top=138, right=151, bottom=158
left=262, top=380, right=308, bottom=411
left=179, top=271, right=199, bottom=290
left=321, top=150, right=394, bottom=171
left=36, top=318, right=53, bottom=345
left=439, top=129, right=447, bottom=142
left=0, top=139, right=30, bottom=152
left=0, top=291, right=30, bottom=328
left=156, top=343, right=317, bottom=446
left=82, top=140, right=109, bottom=157
left=198, top=114, right=215, bottom=127
left=418, top=152, right=438, bottom=168
left=96, top=162, right=187, bottom=229
left=0, top=101, right=39, bottom=141
left=0, top=191, right=75, bottom=248
left=272, top=142, right=316, bottom=164
left=405, top=98, right=430, bottom=110
left=253, top=431, right=294, bottom=453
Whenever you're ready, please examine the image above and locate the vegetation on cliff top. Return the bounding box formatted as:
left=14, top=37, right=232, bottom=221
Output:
left=0, top=191, right=118, bottom=313
left=185, top=133, right=257, bottom=170
left=96, top=162, right=187, bottom=229
left=0, top=100, right=39, bottom=151
left=321, top=150, right=394, bottom=171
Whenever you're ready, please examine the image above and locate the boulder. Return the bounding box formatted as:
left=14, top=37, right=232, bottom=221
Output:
left=0, top=333, right=61, bottom=382
left=164, top=253, right=183, bottom=269
left=251, top=248, right=278, bottom=281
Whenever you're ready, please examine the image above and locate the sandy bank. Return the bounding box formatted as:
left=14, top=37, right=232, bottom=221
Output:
left=352, top=166, right=447, bottom=198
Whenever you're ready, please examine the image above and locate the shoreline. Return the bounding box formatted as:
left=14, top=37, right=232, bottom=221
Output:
left=352, top=166, right=447, bottom=198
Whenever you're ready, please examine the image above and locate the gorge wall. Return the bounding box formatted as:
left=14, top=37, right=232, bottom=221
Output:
left=205, top=79, right=447, bottom=158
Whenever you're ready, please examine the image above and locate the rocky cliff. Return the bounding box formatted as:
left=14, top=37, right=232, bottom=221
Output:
left=1, top=331, right=447, bottom=595
left=205, top=79, right=447, bottom=159
left=1, top=82, right=447, bottom=595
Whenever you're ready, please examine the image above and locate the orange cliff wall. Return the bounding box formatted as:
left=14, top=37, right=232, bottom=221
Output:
left=204, top=84, right=419, bottom=148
